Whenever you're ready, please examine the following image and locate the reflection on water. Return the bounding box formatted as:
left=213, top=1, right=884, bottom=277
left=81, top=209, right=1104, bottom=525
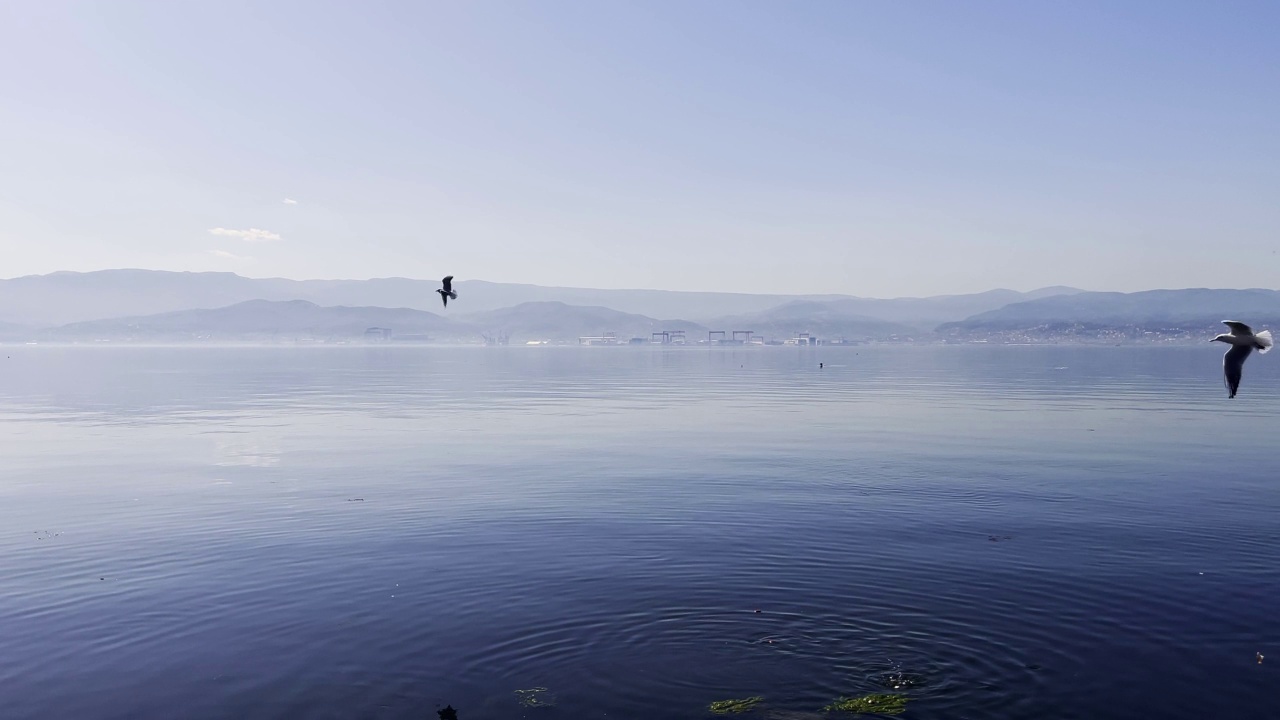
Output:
left=0, top=345, right=1276, bottom=719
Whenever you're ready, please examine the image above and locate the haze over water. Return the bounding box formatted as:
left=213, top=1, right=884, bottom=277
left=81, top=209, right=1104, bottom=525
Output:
left=1, top=345, right=1276, bottom=719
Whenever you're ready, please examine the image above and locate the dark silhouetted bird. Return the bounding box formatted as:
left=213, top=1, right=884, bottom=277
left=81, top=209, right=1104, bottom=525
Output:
left=1212, top=320, right=1272, bottom=398
left=436, top=275, right=458, bottom=308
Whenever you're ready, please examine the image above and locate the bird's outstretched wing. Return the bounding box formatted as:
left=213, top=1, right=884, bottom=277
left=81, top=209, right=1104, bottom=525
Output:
left=442, top=275, right=454, bottom=293
left=437, top=289, right=448, bottom=308
left=1223, top=320, right=1253, bottom=335
left=1224, top=344, right=1253, bottom=398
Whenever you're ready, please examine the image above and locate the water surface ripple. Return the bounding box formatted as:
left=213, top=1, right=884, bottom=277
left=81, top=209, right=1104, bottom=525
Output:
left=0, top=345, right=1276, bottom=719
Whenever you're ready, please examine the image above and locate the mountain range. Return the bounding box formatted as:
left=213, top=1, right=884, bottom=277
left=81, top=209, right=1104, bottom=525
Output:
left=46, top=300, right=473, bottom=342
left=1, top=270, right=1277, bottom=344
left=460, top=302, right=707, bottom=343
left=0, top=270, right=1078, bottom=329
left=938, top=288, right=1280, bottom=341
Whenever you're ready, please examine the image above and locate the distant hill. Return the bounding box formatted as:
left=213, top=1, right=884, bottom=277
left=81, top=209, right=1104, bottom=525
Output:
left=0, top=269, right=1082, bottom=328
left=13, top=270, right=1274, bottom=346
left=792, top=287, right=1083, bottom=328
left=702, top=287, right=1084, bottom=339
left=350, top=278, right=855, bottom=319
left=0, top=270, right=848, bottom=326
left=0, top=270, right=340, bottom=327
left=709, top=301, right=915, bottom=340
left=13, top=285, right=1279, bottom=345
left=458, top=301, right=705, bottom=342
left=44, top=300, right=475, bottom=342
left=939, top=288, right=1280, bottom=341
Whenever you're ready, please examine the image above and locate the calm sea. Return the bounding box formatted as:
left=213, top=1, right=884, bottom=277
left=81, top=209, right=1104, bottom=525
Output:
left=1, top=345, right=1276, bottom=719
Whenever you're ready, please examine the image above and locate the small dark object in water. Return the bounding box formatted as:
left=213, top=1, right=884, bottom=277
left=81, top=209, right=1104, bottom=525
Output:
left=347, top=498, right=364, bottom=502
left=1258, top=652, right=1265, bottom=664
left=823, top=693, right=908, bottom=714
left=988, top=535, right=1013, bottom=542
left=708, top=697, right=763, bottom=714
left=514, top=687, right=556, bottom=708
left=438, top=705, right=458, bottom=720
left=1025, top=663, right=1041, bottom=670
left=754, top=609, right=761, bottom=613
left=819, top=362, right=823, bottom=368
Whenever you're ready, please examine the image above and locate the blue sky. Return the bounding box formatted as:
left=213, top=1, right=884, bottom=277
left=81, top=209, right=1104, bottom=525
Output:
left=1, top=1, right=1276, bottom=297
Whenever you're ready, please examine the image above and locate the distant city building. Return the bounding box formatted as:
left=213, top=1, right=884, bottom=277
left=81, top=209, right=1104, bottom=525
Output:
left=579, top=332, right=620, bottom=346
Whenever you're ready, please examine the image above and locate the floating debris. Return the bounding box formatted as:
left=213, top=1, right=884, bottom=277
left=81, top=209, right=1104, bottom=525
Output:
left=346, top=498, right=365, bottom=502
left=822, top=694, right=908, bottom=714
left=987, top=535, right=1013, bottom=542
left=515, top=687, right=556, bottom=708
left=709, top=696, right=763, bottom=714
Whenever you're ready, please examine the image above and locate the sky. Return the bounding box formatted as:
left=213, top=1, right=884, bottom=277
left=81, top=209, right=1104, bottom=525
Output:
left=1, top=1, right=1277, bottom=298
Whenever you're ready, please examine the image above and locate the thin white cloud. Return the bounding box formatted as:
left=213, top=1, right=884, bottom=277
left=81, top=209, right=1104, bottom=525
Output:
left=208, top=249, right=252, bottom=261
left=282, top=198, right=298, bottom=205
left=208, top=227, right=282, bottom=242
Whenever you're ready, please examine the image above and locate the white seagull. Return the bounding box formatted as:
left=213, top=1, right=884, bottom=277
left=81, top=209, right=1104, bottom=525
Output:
left=1211, top=320, right=1273, bottom=398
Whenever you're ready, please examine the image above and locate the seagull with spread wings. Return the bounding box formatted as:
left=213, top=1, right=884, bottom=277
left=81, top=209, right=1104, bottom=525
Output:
left=1211, top=320, right=1272, bottom=398
left=436, top=275, right=458, bottom=308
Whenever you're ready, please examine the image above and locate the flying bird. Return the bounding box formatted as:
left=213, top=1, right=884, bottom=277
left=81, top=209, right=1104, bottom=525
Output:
left=436, top=275, right=458, bottom=308
left=1211, top=320, right=1273, bottom=398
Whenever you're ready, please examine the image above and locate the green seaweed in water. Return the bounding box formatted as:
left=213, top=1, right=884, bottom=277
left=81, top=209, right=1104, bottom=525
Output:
left=514, top=687, right=556, bottom=708
left=708, top=696, right=764, bottom=714
left=822, top=693, right=909, bottom=715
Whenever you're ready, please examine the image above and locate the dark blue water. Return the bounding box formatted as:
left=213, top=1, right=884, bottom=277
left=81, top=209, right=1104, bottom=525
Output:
left=1, top=345, right=1276, bottom=719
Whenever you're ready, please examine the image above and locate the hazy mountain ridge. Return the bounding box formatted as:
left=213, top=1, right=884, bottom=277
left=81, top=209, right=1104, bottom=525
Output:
left=45, top=300, right=476, bottom=342
left=25, top=299, right=712, bottom=344
left=763, top=286, right=1085, bottom=328
left=459, top=301, right=706, bottom=342
left=939, top=289, right=1280, bottom=341
left=709, top=301, right=915, bottom=340
left=0, top=270, right=852, bottom=326
left=0, top=270, right=1081, bottom=328
left=5, top=270, right=1277, bottom=345
left=0, top=270, right=341, bottom=326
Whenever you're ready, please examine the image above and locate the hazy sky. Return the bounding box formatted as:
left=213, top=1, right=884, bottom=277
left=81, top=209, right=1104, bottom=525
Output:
left=1, top=1, right=1277, bottom=297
